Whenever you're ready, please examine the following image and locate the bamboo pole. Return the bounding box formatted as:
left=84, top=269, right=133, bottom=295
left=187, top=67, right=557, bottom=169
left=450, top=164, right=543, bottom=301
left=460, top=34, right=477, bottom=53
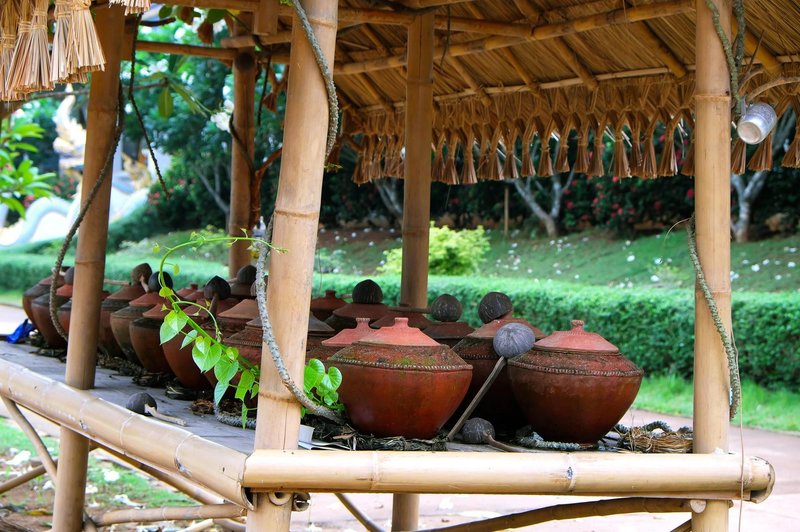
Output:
left=335, top=494, right=384, bottom=532
left=242, top=449, right=774, bottom=497
left=134, top=40, right=237, bottom=60
left=0, top=464, right=48, bottom=494
left=0, top=360, right=251, bottom=509
left=52, top=6, right=125, bottom=531
left=693, top=0, right=733, bottom=531
left=228, top=17, right=257, bottom=278
left=96, top=504, right=245, bottom=526
left=1, top=398, right=58, bottom=483
left=247, top=0, right=338, bottom=530
left=419, top=497, right=694, bottom=532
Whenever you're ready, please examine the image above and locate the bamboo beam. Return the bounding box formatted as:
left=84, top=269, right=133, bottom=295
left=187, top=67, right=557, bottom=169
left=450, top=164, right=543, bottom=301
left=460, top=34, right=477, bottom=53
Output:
left=52, top=6, right=125, bottom=532
left=96, top=504, right=245, bottom=526
left=228, top=18, right=257, bottom=278
left=420, top=497, right=694, bottom=532
left=0, top=360, right=251, bottom=509
left=1, top=398, right=58, bottom=483
left=499, top=48, right=541, bottom=96
left=254, top=0, right=280, bottom=36
left=335, top=494, right=384, bottom=532
left=402, top=0, right=476, bottom=7
left=134, top=40, right=236, bottom=60
left=247, top=0, right=338, bottom=530
left=242, top=450, right=773, bottom=498
left=693, top=0, right=733, bottom=530
left=731, top=19, right=781, bottom=77
left=446, top=56, right=492, bottom=106
left=0, top=463, right=48, bottom=494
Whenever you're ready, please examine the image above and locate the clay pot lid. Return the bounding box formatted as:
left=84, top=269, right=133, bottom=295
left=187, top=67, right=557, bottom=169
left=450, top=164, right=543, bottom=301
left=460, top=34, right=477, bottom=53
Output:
left=176, top=284, right=199, bottom=298
left=535, top=320, right=618, bottom=354
left=129, top=291, right=167, bottom=307
left=107, top=284, right=145, bottom=301
left=219, top=298, right=259, bottom=320
left=55, top=283, right=74, bottom=297
left=230, top=281, right=254, bottom=297
left=332, top=302, right=389, bottom=320
left=244, top=316, right=262, bottom=328
left=308, top=312, right=334, bottom=333
left=311, top=290, right=346, bottom=308
left=183, top=290, right=205, bottom=302
left=371, top=307, right=434, bottom=330
left=321, top=318, right=374, bottom=347
left=468, top=318, right=546, bottom=340
left=359, top=318, right=440, bottom=347
left=424, top=321, right=475, bottom=339
left=142, top=303, right=170, bottom=319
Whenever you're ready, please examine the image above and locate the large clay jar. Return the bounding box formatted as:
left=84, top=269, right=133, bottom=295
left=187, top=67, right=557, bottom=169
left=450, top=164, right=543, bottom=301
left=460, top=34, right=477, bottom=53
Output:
left=325, top=279, right=389, bottom=331
left=111, top=291, right=160, bottom=365
left=57, top=290, right=109, bottom=341
left=370, top=306, right=433, bottom=330
left=307, top=317, right=373, bottom=364
left=215, top=317, right=263, bottom=404
left=22, top=271, right=65, bottom=328
left=452, top=318, right=546, bottom=431
left=30, top=268, right=75, bottom=348
left=215, top=298, right=258, bottom=337
left=310, top=290, right=346, bottom=321
left=307, top=313, right=335, bottom=352
left=423, top=294, right=474, bottom=347
left=100, top=284, right=145, bottom=358
left=330, top=318, right=472, bottom=438
left=129, top=301, right=174, bottom=375
left=230, top=265, right=257, bottom=300
left=162, top=306, right=212, bottom=390
left=508, top=320, right=643, bottom=443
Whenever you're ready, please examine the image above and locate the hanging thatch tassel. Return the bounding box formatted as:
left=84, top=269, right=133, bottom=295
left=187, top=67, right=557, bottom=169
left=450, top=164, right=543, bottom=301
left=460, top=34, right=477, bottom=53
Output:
left=641, top=121, right=659, bottom=179
left=629, top=119, right=643, bottom=177
left=731, top=138, right=747, bottom=175
left=6, top=0, right=33, bottom=96
left=611, top=125, right=631, bottom=178
left=0, top=2, right=19, bottom=101
left=488, top=127, right=504, bottom=180
left=51, top=0, right=72, bottom=83
left=109, top=0, right=152, bottom=16
left=443, top=131, right=460, bottom=185
left=476, top=125, right=491, bottom=180
left=383, top=135, right=399, bottom=178
left=573, top=122, right=590, bottom=174
left=537, top=120, right=555, bottom=177
left=68, top=0, right=106, bottom=75
left=747, top=131, right=774, bottom=172
left=432, top=133, right=447, bottom=183
left=502, top=123, right=520, bottom=180
left=459, top=128, right=477, bottom=185
left=588, top=123, right=606, bottom=178
left=520, top=121, right=536, bottom=177
left=657, top=122, right=678, bottom=177
left=782, top=99, right=800, bottom=168
left=680, top=133, right=695, bottom=176
left=554, top=117, right=573, bottom=174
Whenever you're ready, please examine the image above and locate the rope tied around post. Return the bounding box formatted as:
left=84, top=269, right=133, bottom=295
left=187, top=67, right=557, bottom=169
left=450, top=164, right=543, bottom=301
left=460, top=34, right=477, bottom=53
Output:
left=687, top=214, right=742, bottom=418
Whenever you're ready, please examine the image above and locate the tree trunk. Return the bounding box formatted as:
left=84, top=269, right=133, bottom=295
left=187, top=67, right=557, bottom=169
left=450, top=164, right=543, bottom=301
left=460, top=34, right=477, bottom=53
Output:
left=374, top=178, right=403, bottom=222
left=513, top=172, right=572, bottom=238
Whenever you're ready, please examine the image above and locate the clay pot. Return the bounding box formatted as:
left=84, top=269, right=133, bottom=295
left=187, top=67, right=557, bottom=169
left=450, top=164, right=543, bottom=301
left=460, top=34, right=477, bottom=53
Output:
left=230, top=265, right=257, bottom=300
left=451, top=318, right=546, bottom=431
left=215, top=298, right=258, bottom=336
left=30, top=291, right=69, bottom=348
left=307, top=317, right=373, bottom=364
left=423, top=321, right=475, bottom=347
left=176, top=283, right=199, bottom=299
left=310, top=290, right=346, bottom=321
left=110, top=291, right=163, bottom=366
left=508, top=320, right=643, bottom=443
left=162, top=306, right=213, bottom=390
left=57, top=291, right=109, bottom=341
left=129, top=301, right=174, bottom=374
left=22, top=274, right=64, bottom=328
left=326, top=302, right=390, bottom=331
left=99, top=284, right=146, bottom=358
left=307, top=312, right=335, bottom=352
left=330, top=318, right=472, bottom=438
left=370, top=306, right=433, bottom=330
left=213, top=317, right=263, bottom=405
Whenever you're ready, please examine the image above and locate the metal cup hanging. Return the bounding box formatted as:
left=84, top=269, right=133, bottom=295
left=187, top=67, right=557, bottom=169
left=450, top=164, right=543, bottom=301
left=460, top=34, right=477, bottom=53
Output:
left=737, top=102, right=777, bottom=145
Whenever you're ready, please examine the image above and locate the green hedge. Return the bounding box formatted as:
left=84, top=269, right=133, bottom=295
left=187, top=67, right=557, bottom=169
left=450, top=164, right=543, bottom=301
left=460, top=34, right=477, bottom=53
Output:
left=312, top=275, right=800, bottom=390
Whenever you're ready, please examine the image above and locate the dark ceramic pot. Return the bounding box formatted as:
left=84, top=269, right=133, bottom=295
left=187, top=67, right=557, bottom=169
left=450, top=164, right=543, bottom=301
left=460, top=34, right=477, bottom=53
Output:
left=307, top=312, right=335, bottom=352
left=451, top=318, right=546, bottom=431
left=162, top=306, right=213, bottom=390
left=325, top=302, right=390, bottom=331
left=423, top=321, right=475, bottom=347
left=30, top=290, right=70, bottom=348
left=307, top=317, right=373, bottom=364
left=100, top=284, right=145, bottom=358
left=23, top=274, right=64, bottom=328
left=129, top=302, right=174, bottom=374
left=110, top=291, right=163, bottom=366
left=230, top=281, right=255, bottom=300
left=370, top=307, right=433, bottom=330
left=330, top=318, right=472, bottom=438
left=508, top=320, right=643, bottom=443
left=57, top=290, right=109, bottom=341
left=310, top=290, right=346, bottom=321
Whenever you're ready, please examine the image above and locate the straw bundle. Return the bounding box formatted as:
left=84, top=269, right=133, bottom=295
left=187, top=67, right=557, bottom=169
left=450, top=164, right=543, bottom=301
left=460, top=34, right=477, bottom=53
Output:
left=731, top=138, right=747, bottom=175
left=573, top=120, right=590, bottom=175
left=520, top=121, right=536, bottom=177
left=109, top=0, right=152, bottom=16
left=442, top=131, right=460, bottom=185
left=657, top=121, right=678, bottom=176
left=459, top=127, right=477, bottom=185
left=487, top=126, right=504, bottom=180
left=537, top=119, right=555, bottom=177
left=679, top=116, right=695, bottom=176
left=782, top=98, right=800, bottom=168
left=502, top=121, right=520, bottom=181
left=641, top=119, right=659, bottom=179
left=628, top=116, right=644, bottom=177
left=432, top=132, right=447, bottom=183
left=67, top=0, right=106, bottom=75
left=747, top=131, right=774, bottom=172
left=0, top=2, right=20, bottom=101
left=616, top=422, right=692, bottom=454
left=611, top=121, right=631, bottom=178
left=6, top=0, right=34, bottom=95
left=475, top=123, right=491, bottom=180
left=588, top=119, right=606, bottom=178
left=554, top=115, right=573, bottom=174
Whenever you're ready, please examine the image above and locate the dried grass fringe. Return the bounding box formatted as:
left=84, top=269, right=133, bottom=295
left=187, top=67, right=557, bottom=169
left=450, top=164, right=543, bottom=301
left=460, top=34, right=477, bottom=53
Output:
left=642, top=121, right=659, bottom=179
left=537, top=120, right=554, bottom=178
left=611, top=124, right=631, bottom=178
left=731, top=138, right=747, bottom=175
left=68, top=0, right=106, bottom=74
left=109, top=0, right=152, bottom=16
left=520, top=121, right=536, bottom=177
left=747, top=131, right=774, bottom=172
left=657, top=122, right=678, bottom=177
left=443, top=131, right=459, bottom=185
left=0, top=2, right=20, bottom=101
left=573, top=123, right=590, bottom=175
left=629, top=120, right=643, bottom=177
left=432, top=132, right=446, bottom=183
left=589, top=124, right=606, bottom=178
left=502, top=122, right=520, bottom=180
left=488, top=127, right=503, bottom=180
left=680, top=133, right=695, bottom=176
left=459, top=128, right=477, bottom=185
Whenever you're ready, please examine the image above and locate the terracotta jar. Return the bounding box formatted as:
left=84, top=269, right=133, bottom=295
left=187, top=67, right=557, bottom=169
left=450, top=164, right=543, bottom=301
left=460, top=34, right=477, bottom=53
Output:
left=508, top=320, right=643, bottom=443
left=176, top=283, right=200, bottom=299
left=325, top=279, right=389, bottom=331
left=30, top=283, right=74, bottom=348
left=310, top=290, right=346, bottom=321
left=129, top=301, right=174, bottom=375
left=57, top=290, right=109, bottom=341
left=423, top=294, right=474, bottom=347
left=213, top=317, right=263, bottom=404
left=452, top=318, right=546, bottom=431
left=162, top=306, right=213, bottom=390
left=330, top=318, right=472, bottom=438
left=214, top=298, right=258, bottom=337
left=99, top=284, right=145, bottom=358
left=110, top=291, right=162, bottom=366
left=307, top=312, right=335, bottom=352
left=22, top=272, right=64, bottom=329
left=307, top=317, right=373, bottom=364
left=370, top=306, right=433, bottom=330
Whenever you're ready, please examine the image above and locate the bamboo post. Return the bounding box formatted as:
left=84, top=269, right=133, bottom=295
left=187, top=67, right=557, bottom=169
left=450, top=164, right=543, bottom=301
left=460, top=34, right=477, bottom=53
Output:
left=228, top=16, right=257, bottom=278
left=693, top=0, right=732, bottom=531
left=394, top=12, right=435, bottom=531
left=52, top=5, right=125, bottom=531
left=246, top=1, right=338, bottom=531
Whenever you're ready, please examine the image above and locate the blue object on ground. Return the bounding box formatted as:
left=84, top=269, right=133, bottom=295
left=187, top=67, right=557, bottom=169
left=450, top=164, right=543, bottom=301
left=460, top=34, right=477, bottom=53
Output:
left=6, top=319, right=34, bottom=344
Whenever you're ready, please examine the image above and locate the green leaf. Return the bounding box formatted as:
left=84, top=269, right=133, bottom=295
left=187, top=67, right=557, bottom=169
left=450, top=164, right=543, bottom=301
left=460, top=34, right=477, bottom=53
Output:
left=158, top=87, right=174, bottom=118
left=173, top=263, right=181, bottom=275
left=240, top=405, right=249, bottom=428
left=326, top=366, right=343, bottom=391
left=206, top=8, right=226, bottom=23
left=158, top=286, right=174, bottom=297
left=180, top=329, right=198, bottom=349
left=206, top=342, right=223, bottom=369
left=214, top=380, right=227, bottom=405
left=192, top=337, right=212, bottom=371
left=235, top=370, right=255, bottom=400
left=158, top=4, right=173, bottom=17
left=304, top=358, right=324, bottom=394
left=152, top=243, right=160, bottom=254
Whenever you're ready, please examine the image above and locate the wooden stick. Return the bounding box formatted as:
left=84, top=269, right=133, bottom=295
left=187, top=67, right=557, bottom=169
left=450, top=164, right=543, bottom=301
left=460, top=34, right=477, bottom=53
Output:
left=52, top=6, right=125, bottom=531
left=419, top=497, right=692, bottom=532
left=446, top=358, right=506, bottom=441
left=243, top=450, right=773, bottom=497
left=228, top=17, right=257, bottom=278
left=335, top=494, right=384, bottom=532
left=693, top=0, right=733, bottom=531
left=247, top=0, right=338, bottom=530
left=134, top=40, right=236, bottom=60
left=0, top=464, right=48, bottom=494
left=732, top=19, right=781, bottom=77
left=1, top=398, right=58, bottom=482
left=95, top=504, right=245, bottom=526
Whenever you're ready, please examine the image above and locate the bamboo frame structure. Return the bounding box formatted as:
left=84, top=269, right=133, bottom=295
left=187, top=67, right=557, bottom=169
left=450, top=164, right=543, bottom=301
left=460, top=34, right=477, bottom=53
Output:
left=692, top=0, right=733, bottom=530
left=247, top=0, right=338, bottom=530
left=228, top=17, right=257, bottom=277
left=96, top=504, right=245, bottom=526
left=51, top=6, right=125, bottom=531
